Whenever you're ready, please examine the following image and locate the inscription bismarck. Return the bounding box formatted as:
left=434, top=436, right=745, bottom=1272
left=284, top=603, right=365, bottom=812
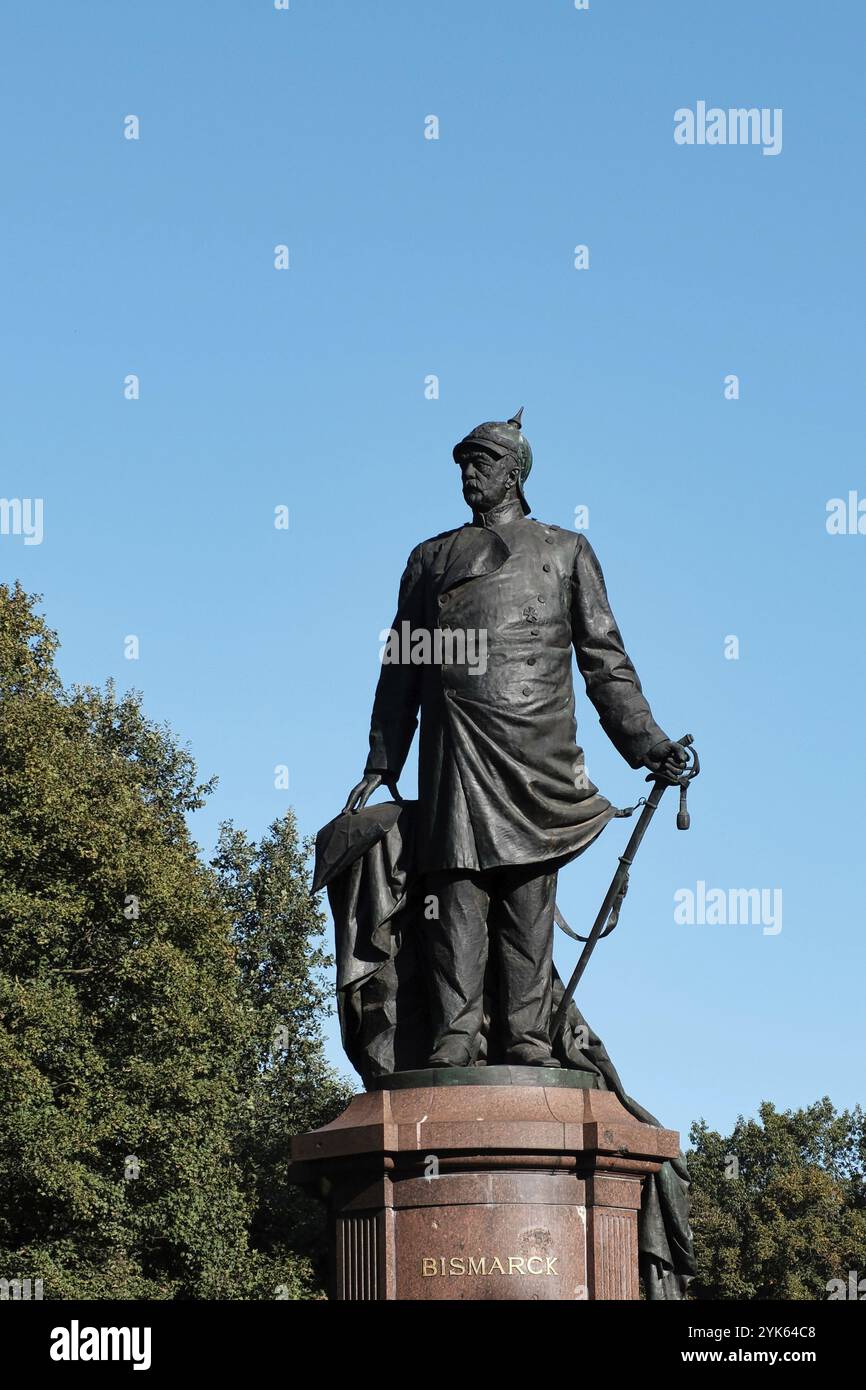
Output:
left=421, top=1255, right=559, bottom=1277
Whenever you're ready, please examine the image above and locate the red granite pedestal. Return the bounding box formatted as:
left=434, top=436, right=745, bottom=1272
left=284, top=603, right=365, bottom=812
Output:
left=289, top=1068, right=680, bottom=1301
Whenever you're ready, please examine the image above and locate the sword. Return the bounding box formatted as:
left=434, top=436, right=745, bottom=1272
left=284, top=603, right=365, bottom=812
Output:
left=549, top=734, right=700, bottom=1043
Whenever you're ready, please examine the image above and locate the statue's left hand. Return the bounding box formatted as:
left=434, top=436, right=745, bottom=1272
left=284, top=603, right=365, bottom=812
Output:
left=643, top=738, right=689, bottom=784
left=342, top=771, right=402, bottom=814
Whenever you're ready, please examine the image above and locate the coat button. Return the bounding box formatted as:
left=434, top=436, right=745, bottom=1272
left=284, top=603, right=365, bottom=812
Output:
left=527, top=657, right=536, bottom=666
left=542, top=563, right=551, bottom=572
left=522, top=685, right=531, bottom=696
left=537, top=595, right=546, bottom=604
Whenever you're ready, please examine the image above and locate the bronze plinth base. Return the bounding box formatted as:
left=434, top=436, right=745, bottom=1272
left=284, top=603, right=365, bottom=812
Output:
left=289, top=1071, right=680, bottom=1301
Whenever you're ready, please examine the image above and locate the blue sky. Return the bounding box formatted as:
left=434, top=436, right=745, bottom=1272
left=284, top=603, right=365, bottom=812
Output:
left=2, top=1, right=864, bottom=1141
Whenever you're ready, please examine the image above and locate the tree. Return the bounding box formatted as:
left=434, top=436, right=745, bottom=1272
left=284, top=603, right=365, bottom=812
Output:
left=688, top=1099, right=866, bottom=1299
left=0, top=583, right=349, bottom=1299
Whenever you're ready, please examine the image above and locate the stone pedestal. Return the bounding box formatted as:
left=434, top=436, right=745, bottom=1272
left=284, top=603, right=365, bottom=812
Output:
left=289, top=1068, right=680, bottom=1301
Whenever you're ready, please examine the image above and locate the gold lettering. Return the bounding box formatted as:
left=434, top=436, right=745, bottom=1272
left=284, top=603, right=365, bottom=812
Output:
left=419, top=1253, right=559, bottom=1276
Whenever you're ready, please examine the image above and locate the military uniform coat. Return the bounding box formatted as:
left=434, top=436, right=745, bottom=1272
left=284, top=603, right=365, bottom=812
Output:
left=365, top=499, right=668, bottom=874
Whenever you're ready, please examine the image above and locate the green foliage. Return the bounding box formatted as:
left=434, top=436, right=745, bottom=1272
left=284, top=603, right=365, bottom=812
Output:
left=0, top=583, right=350, bottom=1299
left=688, top=1098, right=866, bottom=1299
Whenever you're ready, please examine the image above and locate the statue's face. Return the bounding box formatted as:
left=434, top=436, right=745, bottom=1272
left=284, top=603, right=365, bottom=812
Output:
left=457, top=447, right=517, bottom=513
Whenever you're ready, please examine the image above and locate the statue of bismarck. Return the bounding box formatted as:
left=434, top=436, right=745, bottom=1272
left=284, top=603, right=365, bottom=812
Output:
left=343, top=410, right=687, bottom=1069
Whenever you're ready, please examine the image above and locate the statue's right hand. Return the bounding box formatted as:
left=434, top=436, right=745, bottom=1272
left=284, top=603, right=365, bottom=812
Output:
left=342, top=771, right=400, bottom=814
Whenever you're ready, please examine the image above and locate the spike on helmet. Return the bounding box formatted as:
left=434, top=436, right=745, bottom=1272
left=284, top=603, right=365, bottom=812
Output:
left=452, top=407, right=533, bottom=515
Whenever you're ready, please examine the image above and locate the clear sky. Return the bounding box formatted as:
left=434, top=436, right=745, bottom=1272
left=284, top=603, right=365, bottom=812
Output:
left=3, top=1, right=864, bottom=1141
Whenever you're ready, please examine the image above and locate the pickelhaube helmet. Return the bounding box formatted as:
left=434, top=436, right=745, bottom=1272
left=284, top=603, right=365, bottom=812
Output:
left=452, top=408, right=533, bottom=515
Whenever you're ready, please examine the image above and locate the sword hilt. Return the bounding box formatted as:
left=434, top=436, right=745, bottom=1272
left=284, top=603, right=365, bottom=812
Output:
left=644, top=733, right=699, bottom=829
left=674, top=734, right=699, bottom=830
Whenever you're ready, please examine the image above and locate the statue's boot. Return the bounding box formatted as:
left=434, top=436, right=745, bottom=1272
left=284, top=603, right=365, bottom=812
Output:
left=504, top=1045, right=561, bottom=1067
left=427, top=1041, right=473, bottom=1067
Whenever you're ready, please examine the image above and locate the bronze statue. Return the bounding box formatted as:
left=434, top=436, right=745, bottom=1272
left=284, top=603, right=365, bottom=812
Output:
left=341, top=409, right=688, bottom=1068
left=310, top=410, right=699, bottom=1298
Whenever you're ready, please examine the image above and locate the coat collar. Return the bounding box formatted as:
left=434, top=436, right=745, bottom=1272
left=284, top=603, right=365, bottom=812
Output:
left=471, top=496, right=526, bottom=529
